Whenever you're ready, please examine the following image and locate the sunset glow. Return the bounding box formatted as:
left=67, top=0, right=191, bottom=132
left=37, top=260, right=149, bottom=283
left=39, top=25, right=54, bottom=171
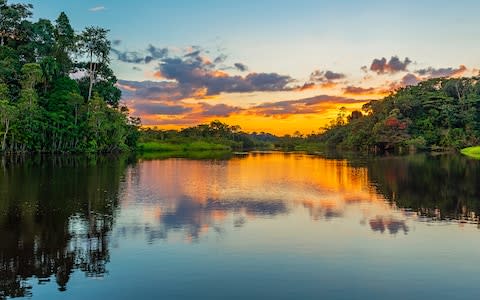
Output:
left=29, top=0, right=480, bottom=134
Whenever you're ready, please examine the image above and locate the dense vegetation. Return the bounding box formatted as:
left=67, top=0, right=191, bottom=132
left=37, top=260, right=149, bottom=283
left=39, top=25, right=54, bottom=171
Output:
left=318, top=77, right=480, bottom=152
left=0, top=0, right=139, bottom=153
left=138, top=120, right=326, bottom=153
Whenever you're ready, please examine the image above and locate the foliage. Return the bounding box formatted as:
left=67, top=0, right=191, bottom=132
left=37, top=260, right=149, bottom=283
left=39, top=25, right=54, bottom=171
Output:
left=0, top=1, right=139, bottom=153
left=318, top=77, right=480, bottom=151
left=461, top=146, right=480, bottom=159
left=139, top=120, right=327, bottom=153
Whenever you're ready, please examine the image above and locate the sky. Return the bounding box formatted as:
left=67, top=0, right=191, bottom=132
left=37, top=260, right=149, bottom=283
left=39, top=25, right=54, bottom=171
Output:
left=26, top=0, right=480, bottom=134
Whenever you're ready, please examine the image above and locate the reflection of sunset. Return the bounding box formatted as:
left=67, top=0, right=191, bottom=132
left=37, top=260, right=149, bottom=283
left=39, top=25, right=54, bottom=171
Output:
left=119, top=153, right=408, bottom=241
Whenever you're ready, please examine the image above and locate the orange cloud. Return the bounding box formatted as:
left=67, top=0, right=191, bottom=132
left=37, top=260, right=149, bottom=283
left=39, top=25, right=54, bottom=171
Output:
left=342, top=86, right=390, bottom=98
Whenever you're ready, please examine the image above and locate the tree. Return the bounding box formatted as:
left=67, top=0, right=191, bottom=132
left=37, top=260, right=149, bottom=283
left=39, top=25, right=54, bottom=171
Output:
left=0, top=83, right=16, bottom=150
left=0, top=0, right=33, bottom=46
left=79, top=27, right=111, bottom=102
left=39, top=56, right=59, bottom=93
left=54, top=12, right=75, bottom=74
left=32, top=18, right=55, bottom=58
left=0, top=5, right=138, bottom=153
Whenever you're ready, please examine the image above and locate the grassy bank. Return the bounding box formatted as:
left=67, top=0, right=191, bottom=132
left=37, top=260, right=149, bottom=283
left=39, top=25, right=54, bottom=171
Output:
left=138, top=141, right=231, bottom=152
left=139, top=150, right=233, bottom=160
left=461, top=146, right=480, bottom=159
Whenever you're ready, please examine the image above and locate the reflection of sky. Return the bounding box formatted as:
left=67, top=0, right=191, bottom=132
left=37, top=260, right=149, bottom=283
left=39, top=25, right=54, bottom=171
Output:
left=26, top=153, right=480, bottom=299
left=114, top=153, right=413, bottom=244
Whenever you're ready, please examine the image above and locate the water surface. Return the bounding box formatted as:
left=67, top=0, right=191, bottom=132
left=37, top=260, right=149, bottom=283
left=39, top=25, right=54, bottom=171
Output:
left=1, top=153, right=480, bottom=299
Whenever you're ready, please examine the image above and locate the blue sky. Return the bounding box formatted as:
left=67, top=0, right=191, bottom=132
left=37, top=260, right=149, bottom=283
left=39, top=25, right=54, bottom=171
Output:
left=23, top=0, right=480, bottom=133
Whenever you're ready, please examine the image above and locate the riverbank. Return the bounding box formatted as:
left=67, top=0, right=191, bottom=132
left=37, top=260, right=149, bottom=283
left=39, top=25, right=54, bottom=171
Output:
left=138, top=141, right=231, bottom=152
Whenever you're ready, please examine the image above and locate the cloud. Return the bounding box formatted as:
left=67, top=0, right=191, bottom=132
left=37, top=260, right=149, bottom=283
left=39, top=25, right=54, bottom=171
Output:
left=295, top=82, right=316, bottom=92
left=415, top=65, right=467, bottom=78
left=234, top=63, right=248, bottom=72
left=250, top=95, right=360, bottom=117
left=214, top=54, right=228, bottom=64
left=115, top=46, right=294, bottom=100
left=342, top=85, right=390, bottom=97
left=343, top=86, right=376, bottom=96
left=400, top=73, right=421, bottom=86
left=146, top=45, right=169, bottom=61
left=134, top=102, right=193, bottom=115
left=89, top=6, right=105, bottom=12
left=309, top=70, right=346, bottom=82
left=124, top=99, right=242, bottom=126
left=112, top=45, right=169, bottom=64
left=370, top=56, right=412, bottom=74
left=112, top=40, right=122, bottom=46
left=153, top=54, right=293, bottom=97
left=111, top=49, right=146, bottom=64
left=199, top=103, right=243, bottom=117
left=117, top=80, right=187, bottom=101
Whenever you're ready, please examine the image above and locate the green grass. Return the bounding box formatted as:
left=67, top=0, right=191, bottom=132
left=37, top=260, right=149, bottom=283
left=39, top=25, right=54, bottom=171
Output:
left=139, top=150, right=233, bottom=160
left=461, top=146, right=480, bottom=159
left=138, top=141, right=231, bottom=152
left=293, top=142, right=325, bottom=153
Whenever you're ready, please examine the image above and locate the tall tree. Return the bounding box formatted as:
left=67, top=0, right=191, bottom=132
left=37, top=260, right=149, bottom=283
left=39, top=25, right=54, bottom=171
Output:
left=79, top=27, right=111, bottom=102
left=0, top=83, right=16, bottom=150
left=32, top=18, right=55, bottom=58
left=53, top=12, right=75, bottom=75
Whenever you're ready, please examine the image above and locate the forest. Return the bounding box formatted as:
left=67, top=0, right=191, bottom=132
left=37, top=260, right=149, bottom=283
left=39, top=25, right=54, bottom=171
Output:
left=3, top=0, right=479, bottom=155
left=140, top=76, right=480, bottom=154
left=0, top=0, right=139, bottom=153
left=138, top=120, right=320, bottom=153
left=317, top=77, right=480, bottom=152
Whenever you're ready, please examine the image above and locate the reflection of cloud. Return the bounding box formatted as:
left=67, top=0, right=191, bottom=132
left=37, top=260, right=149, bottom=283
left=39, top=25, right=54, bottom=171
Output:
left=369, top=216, right=408, bottom=235
left=302, top=200, right=343, bottom=221
left=138, top=196, right=289, bottom=242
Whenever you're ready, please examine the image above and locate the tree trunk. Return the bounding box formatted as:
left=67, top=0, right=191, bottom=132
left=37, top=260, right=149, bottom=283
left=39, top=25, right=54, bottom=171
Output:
left=2, top=119, right=9, bottom=151
left=87, top=52, right=96, bottom=102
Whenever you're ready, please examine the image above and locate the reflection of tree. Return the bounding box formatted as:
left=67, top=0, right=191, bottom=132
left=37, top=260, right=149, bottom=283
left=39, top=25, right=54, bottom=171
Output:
left=366, top=154, right=480, bottom=224
left=0, top=155, right=128, bottom=298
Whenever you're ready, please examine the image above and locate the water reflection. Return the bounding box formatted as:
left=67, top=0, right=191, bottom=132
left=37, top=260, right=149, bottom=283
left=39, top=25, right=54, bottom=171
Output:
left=0, top=155, right=127, bottom=298
left=368, top=216, right=409, bottom=235
left=117, top=153, right=411, bottom=245
left=1, top=152, right=480, bottom=298
left=366, top=154, right=480, bottom=225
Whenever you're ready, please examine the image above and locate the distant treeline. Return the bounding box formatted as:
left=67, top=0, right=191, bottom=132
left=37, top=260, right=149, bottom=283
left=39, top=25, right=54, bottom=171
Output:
left=139, top=120, right=324, bottom=152
left=0, top=0, right=139, bottom=153
left=318, top=77, right=480, bottom=152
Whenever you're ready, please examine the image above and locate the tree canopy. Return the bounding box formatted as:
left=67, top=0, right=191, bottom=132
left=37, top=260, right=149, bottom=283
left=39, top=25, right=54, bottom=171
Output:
left=0, top=1, right=139, bottom=153
left=317, top=77, right=480, bottom=152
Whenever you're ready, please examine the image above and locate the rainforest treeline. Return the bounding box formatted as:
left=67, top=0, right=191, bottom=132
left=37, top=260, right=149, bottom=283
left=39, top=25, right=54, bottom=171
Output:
left=318, top=77, right=480, bottom=151
left=0, top=1, right=139, bottom=153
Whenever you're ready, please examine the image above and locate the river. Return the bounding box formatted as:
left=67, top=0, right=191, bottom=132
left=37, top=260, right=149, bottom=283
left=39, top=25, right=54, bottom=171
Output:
left=1, top=152, right=479, bottom=299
